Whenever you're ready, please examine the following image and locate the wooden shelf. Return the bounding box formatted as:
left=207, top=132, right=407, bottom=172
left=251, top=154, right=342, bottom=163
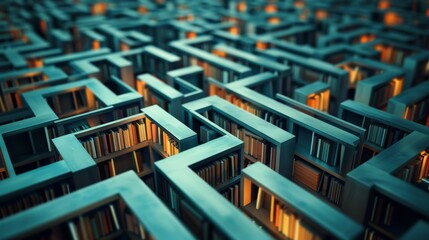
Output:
left=94, top=141, right=150, bottom=163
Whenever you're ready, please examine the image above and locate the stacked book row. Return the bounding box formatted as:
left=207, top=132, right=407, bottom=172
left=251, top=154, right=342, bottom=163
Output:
left=366, top=122, right=407, bottom=148
left=209, top=111, right=277, bottom=169
left=0, top=182, right=70, bottom=219
left=147, top=118, right=179, bottom=156
left=371, top=79, right=402, bottom=108
left=124, top=211, right=149, bottom=239
left=195, top=153, right=239, bottom=188
left=293, top=158, right=344, bottom=206
left=67, top=203, right=120, bottom=240
left=221, top=184, right=239, bottom=207
left=310, top=133, right=339, bottom=166
left=230, top=96, right=263, bottom=117
left=293, top=159, right=322, bottom=192
left=254, top=189, right=321, bottom=240
left=113, top=105, right=140, bottom=120
left=80, top=119, right=148, bottom=159
left=369, top=194, right=398, bottom=228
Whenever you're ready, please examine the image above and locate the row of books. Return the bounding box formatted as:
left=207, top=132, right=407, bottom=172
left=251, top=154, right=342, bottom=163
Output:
left=0, top=92, right=22, bottom=112
left=240, top=129, right=277, bottom=170
left=375, top=45, right=407, bottom=66
left=141, top=84, right=169, bottom=111
left=370, top=79, right=402, bottom=109
left=366, top=122, right=407, bottom=148
left=148, top=118, right=180, bottom=156
left=339, top=64, right=365, bottom=88
left=310, top=133, right=339, bottom=166
left=98, top=152, right=145, bottom=180
left=254, top=189, right=321, bottom=240
left=307, top=91, right=329, bottom=112
left=124, top=211, right=149, bottom=239
left=229, top=96, right=263, bottom=118
left=262, top=111, right=286, bottom=129
left=190, top=56, right=230, bottom=83
left=221, top=184, right=239, bottom=207
left=0, top=182, right=70, bottom=219
left=208, top=111, right=277, bottom=169
left=403, top=98, right=428, bottom=123
left=320, top=174, right=343, bottom=206
left=293, top=158, right=322, bottom=192
left=195, top=153, right=239, bottom=188
left=369, top=194, right=397, bottom=227
left=209, top=83, right=227, bottom=99
left=112, top=105, right=140, bottom=120
left=80, top=119, right=148, bottom=159
left=67, top=203, right=120, bottom=240
left=293, top=158, right=344, bottom=205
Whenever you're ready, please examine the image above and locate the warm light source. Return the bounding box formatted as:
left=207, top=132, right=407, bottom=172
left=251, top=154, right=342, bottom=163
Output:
left=378, top=0, right=390, bottom=9
left=186, top=32, right=197, bottom=39
left=91, top=2, right=107, bottom=15
left=237, top=2, right=247, bottom=12
left=268, top=17, right=281, bottom=24
left=384, top=11, right=403, bottom=26
left=265, top=4, right=277, bottom=13
left=92, top=40, right=100, bottom=50
left=256, top=41, right=268, bottom=50
left=138, top=6, right=148, bottom=14
left=229, top=27, right=239, bottom=35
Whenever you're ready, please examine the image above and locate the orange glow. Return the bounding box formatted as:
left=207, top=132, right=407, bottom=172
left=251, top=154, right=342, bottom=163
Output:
left=426, top=9, right=429, bottom=16
left=384, top=12, right=403, bottom=26
left=315, top=10, right=327, bottom=20
left=229, top=27, right=239, bottom=35
left=237, top=2, right=247, bottom=12
left=359, top=34, right=376, bottom=43
left=256, top=41, right=268, bottom=50
left=120, top=42, right=130, bottom=51
left=138, top=6, right=148, bottom=14
left=378, top=0, right=390, bottom=9
left=374, top=44, right=393, bottom=63
left=27, top=58, right=44, bottom=68
left=186, top=32, right=197, bottom=39
left=268, top=17, right=281, bottom=24
left=40, top=20, right=47, bottom=32
left=212, top=49, right=226, bottom=58
left=91, top=2, right=107, bottom=15
left=92, top=40, right=100, bottom=50
left=294, top=1, right=305, bottom=8
left=265, top=4, right=277, bottom=13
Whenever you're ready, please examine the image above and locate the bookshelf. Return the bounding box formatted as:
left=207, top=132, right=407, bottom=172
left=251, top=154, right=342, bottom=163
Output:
left=275, top=93, right=366, bottom=165
left=293, top=81, right=330, bottom=112
left=210, top=44, right=290, bottom=95
left=402, top=51, right=429, bottom=89
left=0, top=66, right=67, bottom=113
left=364, top=131, right=429, bottom=192
left=0, top=171, right=194, bottom=239
left=242, top=162, right=363, bottom=239
left=43, top=48, right=111, bottom=74
left=339, top=100, right=429, bottom=163
left=336, top=57, right=405, bottom=110
left=342, top=163, right=429, bottom=239
left=71, top=54, right=136, bottom=88
left=56, top=105, right=196, bottom=186
left=387, top=81, right=429, bottom=126
left=260, top=48, right=349, bottom=115
left=170, top=35, right=252, bottom=92
left=0, top=78, right=142, bottom=175
left=223, top=75, right=361, bottom=207
left=183, top=96, right=295, bottom=177
left=154, top=135, right=271, bottom=239
left=0, top=139, right=98, bottom=218
left=137, top=73, right=183, bottom=119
